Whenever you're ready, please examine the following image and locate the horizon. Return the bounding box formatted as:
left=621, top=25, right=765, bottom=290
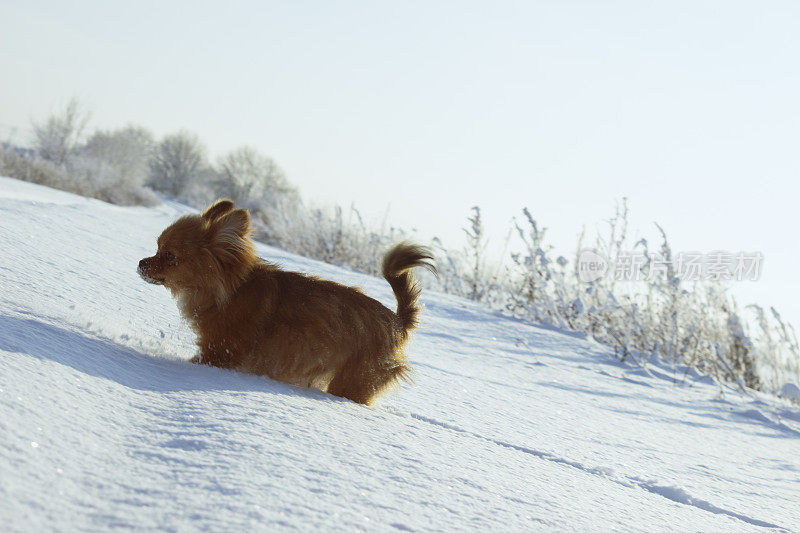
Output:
left=2, top=0, right=798, bottom=331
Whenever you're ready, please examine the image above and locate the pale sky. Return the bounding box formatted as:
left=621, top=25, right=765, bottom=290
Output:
left=2, top=1, right=799, bottom=330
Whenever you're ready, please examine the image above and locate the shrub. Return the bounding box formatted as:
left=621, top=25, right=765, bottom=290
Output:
left=261, top=203, right=406, bottom=276
left=1, top=146, right=64, bottom=187
left=66, top=154, right=159, bottom=206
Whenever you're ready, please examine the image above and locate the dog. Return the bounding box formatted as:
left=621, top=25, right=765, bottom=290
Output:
left=138, top=199, right=435, bottom=405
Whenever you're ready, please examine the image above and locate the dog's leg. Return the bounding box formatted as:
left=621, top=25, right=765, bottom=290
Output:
left=198, top=345, right=238, bottom=369
left=327, top=360, right=408, bottom=406
left=326, top=370, right=376, bottom=405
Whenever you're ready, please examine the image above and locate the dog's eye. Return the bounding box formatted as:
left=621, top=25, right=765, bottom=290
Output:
left=164, top=251, right=176, bottom=262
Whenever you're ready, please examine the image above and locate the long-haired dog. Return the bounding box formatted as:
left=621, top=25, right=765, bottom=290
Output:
left=138, top=199, right=435, bottom=405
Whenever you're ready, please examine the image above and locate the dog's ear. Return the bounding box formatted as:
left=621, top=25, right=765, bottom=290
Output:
left=202, top=199, right=235, bottom=221
left=215, top=208, right=251, bottom=241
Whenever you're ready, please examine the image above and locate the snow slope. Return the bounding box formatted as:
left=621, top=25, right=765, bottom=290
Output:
left=1, top=176, right=798, bottom=532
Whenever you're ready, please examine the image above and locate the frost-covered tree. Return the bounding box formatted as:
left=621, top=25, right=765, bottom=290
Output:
left=214, top=146, right=299, bottom=210
left=148, top=131, right=206, bottom=197
left=82, top=125, right=154, bottom=189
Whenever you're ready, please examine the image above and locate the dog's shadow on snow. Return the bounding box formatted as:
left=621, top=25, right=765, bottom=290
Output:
left=0, top=314, right=329, bottom=401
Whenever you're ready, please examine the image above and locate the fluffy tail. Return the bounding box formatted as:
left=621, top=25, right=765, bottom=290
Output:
left=382, top=242, right=437, bottom=333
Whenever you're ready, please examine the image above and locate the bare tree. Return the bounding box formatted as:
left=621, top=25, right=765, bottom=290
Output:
left=149, top=131, right=206, bottom=197
left=32, top=98, right=91, bottom=166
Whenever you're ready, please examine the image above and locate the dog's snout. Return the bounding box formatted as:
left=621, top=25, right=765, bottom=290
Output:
left=138, top=256, right=164, bottom=285
left=137, top=258, right=152, bottom=276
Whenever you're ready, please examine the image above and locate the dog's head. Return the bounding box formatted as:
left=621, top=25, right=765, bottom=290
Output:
left=138, top=199, right=257, bottom=307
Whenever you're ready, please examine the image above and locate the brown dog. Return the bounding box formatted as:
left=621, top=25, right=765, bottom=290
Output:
left=138, top=199, right=435, bottom=405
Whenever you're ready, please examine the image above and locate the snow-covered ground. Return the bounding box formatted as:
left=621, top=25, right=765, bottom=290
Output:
left=1, top=176, right=798, bottom=532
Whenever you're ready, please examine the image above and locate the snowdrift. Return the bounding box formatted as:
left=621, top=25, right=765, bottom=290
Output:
left=1, top=177, right=797, bottom=531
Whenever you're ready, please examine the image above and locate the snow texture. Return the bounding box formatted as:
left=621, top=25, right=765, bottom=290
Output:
left=0, top=177, right=798, bottom=532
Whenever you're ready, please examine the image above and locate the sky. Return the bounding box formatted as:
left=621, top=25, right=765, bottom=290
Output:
left=1, top=0, right=799, bottom=330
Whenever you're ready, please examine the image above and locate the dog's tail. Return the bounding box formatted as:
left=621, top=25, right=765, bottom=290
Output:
left=382, top=242, right=437, bottom=334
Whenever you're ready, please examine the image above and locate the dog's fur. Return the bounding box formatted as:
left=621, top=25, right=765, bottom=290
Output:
left=138, top=199, right=435, bottom=405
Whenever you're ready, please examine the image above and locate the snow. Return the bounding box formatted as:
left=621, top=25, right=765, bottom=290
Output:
left=780, top=383, right=800, bottom=403
left=1, top=176, right=798, bottom=532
